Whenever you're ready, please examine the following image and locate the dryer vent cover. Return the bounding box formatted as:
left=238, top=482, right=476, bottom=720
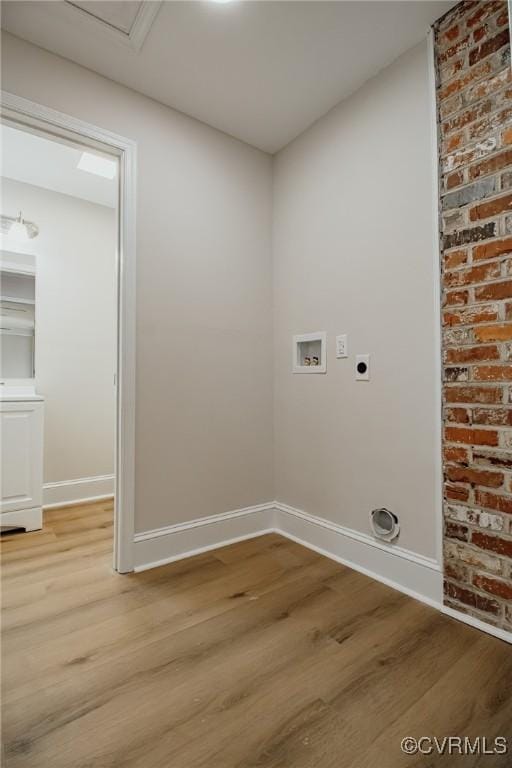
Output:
left=370, top=508, right=399, bottom=542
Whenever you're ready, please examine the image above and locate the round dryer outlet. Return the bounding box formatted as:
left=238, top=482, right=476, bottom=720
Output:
left=370, top=508, right=399, bottom=542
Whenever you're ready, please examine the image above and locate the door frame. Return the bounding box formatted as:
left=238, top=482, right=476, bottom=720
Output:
left=1, top=90, right=137, bottom=572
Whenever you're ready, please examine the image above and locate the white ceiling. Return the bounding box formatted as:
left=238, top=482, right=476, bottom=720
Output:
left=66, top=1, right=144, bottom=34
left=1, top=125, right=118, bottom=208
left=1, top=1, right=454, bottom=153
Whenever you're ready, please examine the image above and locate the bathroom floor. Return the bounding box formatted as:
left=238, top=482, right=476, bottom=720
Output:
left=1, top=501, right=511, bottom=767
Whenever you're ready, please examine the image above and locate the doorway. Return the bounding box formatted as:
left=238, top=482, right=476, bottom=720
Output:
left=0, top=93, right=136, bottom=572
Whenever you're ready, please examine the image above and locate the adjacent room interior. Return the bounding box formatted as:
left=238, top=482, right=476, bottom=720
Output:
left=1, top=2, right=511, bottom=767
left=1, top=124, right=118, bottom=528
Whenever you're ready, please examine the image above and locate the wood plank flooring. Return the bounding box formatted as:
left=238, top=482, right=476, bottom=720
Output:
left=1, top=500, right=511, bottom=767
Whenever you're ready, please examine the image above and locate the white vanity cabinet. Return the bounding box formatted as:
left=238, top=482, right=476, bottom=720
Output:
left=0, top=395, right=44, bottom=531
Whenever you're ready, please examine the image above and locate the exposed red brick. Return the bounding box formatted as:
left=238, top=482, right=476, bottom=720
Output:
left=445, top=366, right=470, bottom=383
left=473, top=237, right=512, bottom=261
left=446, top=504, right=488, bottom=526
left=474, top=280, right=512, bottom=301
left=445, top=520, right=470, bottom=540
left=445, top=559, right=470, bottom=582
left=440, top=35, right=471, bottom=64
left=473, top=448, right=512, bottom=468
left=439, top=80, right=461, bottom=102
left=445, top=406, right=471, bottom=423
left=446, top=170, right=465, bottom=190
left=444, top=223, right=498, bottom=250
left=496, top=85, right=512, bottom=106
left=472, top=531, right=512, bottom=557
left=501, top=167, right=512, bottom=195
left=444, top=304, right=499, bottom=325
left=444, top=581, right=501, bottom=614
left=469, top=28, right=509, bottom=66
left=445, top=133, right=464, bottom=154
left=473, top=364, right=512, bottom=380
left=444, top=445, right=471, bottom=463
left=447, top=465, right=504, bottom=487
left=473, top=574, right=512, bottom=599
left=445, top=262, right=500, bottom=288
left=441, top=93, right=463, bottom=121
left=444, top=329, right=473, bottom=347
left=496, top=9, right=510, bottom=28
left=436, top=6, right=512, bottom=630
left=440, top=58, right=465, bottom=86
left=470, top=151, right=512, bottom=181
left=446, top=538, right=504, bottom=572
left=444, top=289, right=468, bottom=306
left=473, top=407, right=512, bottom=426
left=473, top=24, right=488, bottom=43
left=444, top=426, right=499, bottom=446
left=446, top=484, right=471, bottom=502
left=465, top=67, right=512, bottom=105
left=445, top=345, right=499, bottom=363
left=466, top=1, right=504, bottom=28
left=439, top=60, right=493, bottom=102
left=444, top=248, right=467, bottom=268
left=475, top=489, right=512, bottom=513
left=444, top=24, right=460, bottom=43
left=470, top=107, right=512, bottom=141
left=474, top=323, right=512, bottom=341
left=454, top=1, right=481, bottom=21
left=444, top=385, right=502, bottom=404
left=443, top=100, right=494, bottom=137
left=470, top=193, right=512, bottom=221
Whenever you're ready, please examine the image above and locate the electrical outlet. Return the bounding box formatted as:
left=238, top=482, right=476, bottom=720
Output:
left=355, top=354, right=370, bottom=381
left=336, top=334, right=348, bottom=358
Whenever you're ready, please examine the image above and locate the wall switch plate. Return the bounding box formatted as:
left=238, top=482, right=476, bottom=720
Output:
left=336, top=334, right=348, bottom=358
left=355, top=354, right=370, bottom=381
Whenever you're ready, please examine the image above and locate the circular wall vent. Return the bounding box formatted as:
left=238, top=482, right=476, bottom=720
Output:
left=370, top=508, right=399, bottom=542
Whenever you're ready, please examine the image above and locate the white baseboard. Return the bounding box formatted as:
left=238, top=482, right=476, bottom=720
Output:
left=43, top=474, right=114, bottom=509
left=440, top=604, right=512, bottom=644
left=274, top=502, right=442, bottom=607
left=133, top=501, right=442, bottom=603
left=132, top=500, right=511, bottom=644
left=133, top=503, right=275, bottom=571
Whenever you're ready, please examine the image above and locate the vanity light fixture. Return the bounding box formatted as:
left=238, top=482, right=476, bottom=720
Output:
left=3, top=212, right=39, bottom=242
left=77, top=151, right=117, bottom=180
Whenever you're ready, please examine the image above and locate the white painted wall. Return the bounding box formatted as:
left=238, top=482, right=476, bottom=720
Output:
left=272, top=41, right=440, bottom=560
left=1, top=33, right=439, bottom=563
left=1, top=177, right=116, bottom=488
left=1, top=32, right=274, bottom=531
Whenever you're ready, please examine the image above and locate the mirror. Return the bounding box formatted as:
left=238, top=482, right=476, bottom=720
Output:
left=0, top=255, right=36, bottom=382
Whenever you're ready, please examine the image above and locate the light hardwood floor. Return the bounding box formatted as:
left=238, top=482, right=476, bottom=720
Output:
left=1, top=500, right=511, bottom=767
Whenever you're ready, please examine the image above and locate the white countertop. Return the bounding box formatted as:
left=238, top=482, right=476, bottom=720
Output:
left=0, top=386, right=44, bottom=402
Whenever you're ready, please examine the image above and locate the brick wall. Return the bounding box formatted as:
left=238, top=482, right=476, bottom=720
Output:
left=435, top=1, right=512, bottom=631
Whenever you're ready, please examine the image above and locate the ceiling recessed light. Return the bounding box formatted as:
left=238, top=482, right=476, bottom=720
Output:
left=210, top=0, right=236, bottom=4
left=77, top=152, right=117, bottom=179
